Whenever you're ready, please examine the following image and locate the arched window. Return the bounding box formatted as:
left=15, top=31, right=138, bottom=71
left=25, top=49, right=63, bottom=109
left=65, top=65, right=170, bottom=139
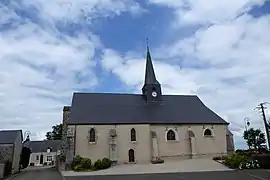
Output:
left=166, top=129, right=176, bottom=141
left=130, top=128, right=136, bottom=142
left=89, top=128, right=96, bottom=143
left=204, top=129, right=212, bottom=136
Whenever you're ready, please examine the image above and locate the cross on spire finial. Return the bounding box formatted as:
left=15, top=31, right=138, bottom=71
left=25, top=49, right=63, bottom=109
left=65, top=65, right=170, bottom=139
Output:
left=146, top=37, right=149, bottom=51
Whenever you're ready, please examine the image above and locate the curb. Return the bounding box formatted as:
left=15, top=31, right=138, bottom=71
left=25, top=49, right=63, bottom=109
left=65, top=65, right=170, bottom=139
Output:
left=57, top=168, right=66, bottom=180
left=60, top=173, right=66, bottom=180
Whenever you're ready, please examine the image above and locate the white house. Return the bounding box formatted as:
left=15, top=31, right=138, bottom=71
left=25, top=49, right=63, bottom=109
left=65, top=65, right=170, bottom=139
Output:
left=27, top=140, right=61, bottom=166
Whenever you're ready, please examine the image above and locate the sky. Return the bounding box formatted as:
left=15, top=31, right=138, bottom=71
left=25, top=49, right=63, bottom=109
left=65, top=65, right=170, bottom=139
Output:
left=0, top=0, right=270, bottom=149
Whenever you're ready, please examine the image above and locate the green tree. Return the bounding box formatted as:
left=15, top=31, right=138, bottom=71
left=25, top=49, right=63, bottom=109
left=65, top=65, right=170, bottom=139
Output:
left=243, top=128, right=266, bottom=151
left=46, top=124, right=63, bottom=140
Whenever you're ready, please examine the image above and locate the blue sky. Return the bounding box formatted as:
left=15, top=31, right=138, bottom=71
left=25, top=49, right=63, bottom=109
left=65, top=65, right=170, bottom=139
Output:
left=0, top=0, right=270, bottom=149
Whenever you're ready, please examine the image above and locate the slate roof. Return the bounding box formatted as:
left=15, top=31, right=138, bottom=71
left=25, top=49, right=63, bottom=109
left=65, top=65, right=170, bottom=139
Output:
left=69, top=93, right=228, bottom=125
left=0, top=130, right=22, bottom=144
left=27, top=140, right=61, bottom=153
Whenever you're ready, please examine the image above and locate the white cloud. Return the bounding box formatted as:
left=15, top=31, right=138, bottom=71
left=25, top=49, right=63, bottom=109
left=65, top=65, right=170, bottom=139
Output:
left=0, top=0, right=145, bottom=140
left=20, top=0, right=145, bottom=23
left=149, top=0, right=264, bottom=25
left=101, top=2, right=270, bottom=149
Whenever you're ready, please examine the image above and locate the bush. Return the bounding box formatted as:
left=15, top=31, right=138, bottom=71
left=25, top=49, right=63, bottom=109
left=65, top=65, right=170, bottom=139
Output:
left=101, top=158, right=112, bottom=169
left=240, top=159, right=260, bottom=169
left=213, top=155, right=227, bottom=161
left=93, top=159, right=102, bottom=170
left=71, top=155, right=83, bottom=170
left=80, top=158, right=92, bottom=169
left=73, top=164, right=84, bottom=172
left=223, top=153, right=262, bottom=169
left=224, top=154, right=248, bottom=169
left=71, top=156, right=93, bottom=171
left=235, top=149, right=254, bottom=157
left=93, top=158, right=112, bottom=170
left=70, top=156, right=112, bottom=171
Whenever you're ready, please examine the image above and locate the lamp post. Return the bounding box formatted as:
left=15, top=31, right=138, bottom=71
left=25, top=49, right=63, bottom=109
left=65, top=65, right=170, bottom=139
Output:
left=244, top=117, right=251, bottom=150
left=244, top=117, right=250, bottom=132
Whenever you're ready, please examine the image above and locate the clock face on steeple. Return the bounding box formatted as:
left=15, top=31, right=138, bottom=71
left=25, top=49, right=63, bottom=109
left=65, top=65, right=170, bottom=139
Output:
left=152, top=91, right=157, bottom=97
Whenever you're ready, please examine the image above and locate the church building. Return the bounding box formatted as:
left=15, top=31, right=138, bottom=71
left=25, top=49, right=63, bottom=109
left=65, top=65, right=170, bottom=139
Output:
left=61, top=48, right=234, bottom=165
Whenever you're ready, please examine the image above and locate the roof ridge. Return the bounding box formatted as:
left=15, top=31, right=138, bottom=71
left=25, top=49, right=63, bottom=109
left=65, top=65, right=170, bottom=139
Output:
left=73, top=92, right=199, bottom=97
left=0, top=129, right=21, bottom=132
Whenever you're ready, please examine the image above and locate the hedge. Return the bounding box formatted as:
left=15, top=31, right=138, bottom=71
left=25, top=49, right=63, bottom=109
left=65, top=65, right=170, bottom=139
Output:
left=71, top=156, right=112, bottom=172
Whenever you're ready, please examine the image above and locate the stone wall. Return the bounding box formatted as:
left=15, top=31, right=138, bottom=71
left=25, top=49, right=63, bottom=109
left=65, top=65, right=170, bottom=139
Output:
left=0, top=163, right=4, bottom=179
left=61, top=106, right=74, bottom=170
left=0, top=144, right=14, bottom=162
left=61, top=106, right=70, bottom=157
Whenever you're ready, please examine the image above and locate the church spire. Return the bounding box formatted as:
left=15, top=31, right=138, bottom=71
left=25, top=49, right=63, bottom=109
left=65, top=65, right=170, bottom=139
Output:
left=142, top=40, right=162, bottom=102
left=144, top=45, right=160, bottom=85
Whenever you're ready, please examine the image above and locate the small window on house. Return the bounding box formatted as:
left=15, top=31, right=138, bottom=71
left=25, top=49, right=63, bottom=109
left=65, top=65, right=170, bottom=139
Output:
left=47, top=147, right=52, bottom=153
left=47, top=156, right=52, bottom=161
left=204, top=129, right=212, bottom=136
left=130, top=128, right=136, bottom=142
left=89, top=128, right=96, bottom=143
left=166, top=129, right=176, bottom=141
left=36, top=155, right=39, bottom=160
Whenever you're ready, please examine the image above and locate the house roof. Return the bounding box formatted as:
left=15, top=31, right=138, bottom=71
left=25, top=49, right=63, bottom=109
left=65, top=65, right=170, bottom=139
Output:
left=0, top=130, right=22, bottom=144
left=69, top=93, right=228, bottom=125
left=27, top=140, right=61, bottom=153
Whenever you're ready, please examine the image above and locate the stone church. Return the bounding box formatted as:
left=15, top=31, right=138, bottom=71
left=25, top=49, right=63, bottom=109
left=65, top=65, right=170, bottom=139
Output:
left=61, top=48, right=234, bottom=165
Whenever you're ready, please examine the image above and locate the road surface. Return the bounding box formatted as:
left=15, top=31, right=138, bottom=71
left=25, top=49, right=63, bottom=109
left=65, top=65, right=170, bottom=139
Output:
left=65, top=170, right=270, bottom=180
left=8, top=167, right=62, bottom=180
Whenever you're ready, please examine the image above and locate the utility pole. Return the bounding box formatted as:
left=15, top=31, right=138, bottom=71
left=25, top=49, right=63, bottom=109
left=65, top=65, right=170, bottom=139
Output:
left=255, top=102, right=270, bottom=149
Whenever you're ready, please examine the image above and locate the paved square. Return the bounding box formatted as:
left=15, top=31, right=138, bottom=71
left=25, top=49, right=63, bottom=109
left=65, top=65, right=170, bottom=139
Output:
left=61, top=159, right=231, bottom=176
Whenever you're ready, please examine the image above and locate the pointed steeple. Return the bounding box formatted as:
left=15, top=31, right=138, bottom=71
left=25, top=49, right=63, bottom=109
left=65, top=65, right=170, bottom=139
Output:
left=142, top=41, right=162, bottom=102
left=144, top=46, right=160, bottom=85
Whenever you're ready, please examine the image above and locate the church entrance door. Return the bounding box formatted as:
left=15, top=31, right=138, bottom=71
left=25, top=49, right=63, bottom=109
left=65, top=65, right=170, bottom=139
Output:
left=128, top=149, right=135, bottom=162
